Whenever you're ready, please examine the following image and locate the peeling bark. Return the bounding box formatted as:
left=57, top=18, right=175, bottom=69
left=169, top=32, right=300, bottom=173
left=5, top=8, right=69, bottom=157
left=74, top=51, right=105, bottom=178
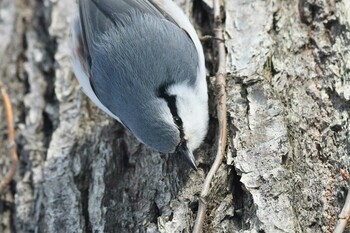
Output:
left=0, top=0, right=350, bottom=233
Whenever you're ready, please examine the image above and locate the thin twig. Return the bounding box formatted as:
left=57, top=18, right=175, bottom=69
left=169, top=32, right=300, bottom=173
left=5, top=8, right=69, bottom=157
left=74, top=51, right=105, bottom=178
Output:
left=333, top=169, right=350, bottom=233
left=199, top=35, right=225, bottom=42
left=0, top=81, right=18, bottom=193
left=192, top=0, right=227, bottom=232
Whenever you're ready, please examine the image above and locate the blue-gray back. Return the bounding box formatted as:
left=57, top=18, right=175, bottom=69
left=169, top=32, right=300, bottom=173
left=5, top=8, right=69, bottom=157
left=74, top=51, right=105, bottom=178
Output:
left=79, top=0, right=199, bottom=152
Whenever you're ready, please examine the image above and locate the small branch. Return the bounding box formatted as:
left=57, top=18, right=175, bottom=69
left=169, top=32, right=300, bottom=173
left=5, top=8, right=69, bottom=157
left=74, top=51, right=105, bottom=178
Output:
left=199, top=35, right=225, bottom=42
left=192, top=0, right=227, bottom=232
left=0, top=81, right=18, bottom=193
left=333, top=169, right=350, bottom=233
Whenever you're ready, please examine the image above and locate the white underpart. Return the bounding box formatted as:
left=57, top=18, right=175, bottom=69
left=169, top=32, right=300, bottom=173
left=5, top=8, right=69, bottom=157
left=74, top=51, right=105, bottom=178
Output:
left=168, top=83, right=209, bottom=151
left=71, top=15, right=122, bottom=123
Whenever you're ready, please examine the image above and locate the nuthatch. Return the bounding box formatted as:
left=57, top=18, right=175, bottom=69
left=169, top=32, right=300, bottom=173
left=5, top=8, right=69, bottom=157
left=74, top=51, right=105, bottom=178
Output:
left=71, top=0, right=208, bottom=170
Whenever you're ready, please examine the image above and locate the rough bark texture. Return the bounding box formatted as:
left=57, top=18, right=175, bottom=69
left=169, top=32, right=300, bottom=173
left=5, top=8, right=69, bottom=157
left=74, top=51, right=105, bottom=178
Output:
left=0, top=0, right=350, bottom=232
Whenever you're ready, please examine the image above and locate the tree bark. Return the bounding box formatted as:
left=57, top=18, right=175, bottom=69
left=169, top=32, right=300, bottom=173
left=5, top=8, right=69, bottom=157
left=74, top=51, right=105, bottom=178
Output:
left=1, top=0, right=350, bottom=232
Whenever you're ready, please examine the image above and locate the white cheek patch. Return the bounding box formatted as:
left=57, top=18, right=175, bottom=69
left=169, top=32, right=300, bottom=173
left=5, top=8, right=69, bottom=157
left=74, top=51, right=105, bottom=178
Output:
left=168, top=83, right=209, bottom=151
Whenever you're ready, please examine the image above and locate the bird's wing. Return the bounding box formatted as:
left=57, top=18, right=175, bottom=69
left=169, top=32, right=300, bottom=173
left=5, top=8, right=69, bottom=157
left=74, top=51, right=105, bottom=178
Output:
left=72, top=0, right=204, bottom=123
left=78, top=0, right=170, bottom=58
left=78, top=0, right=202, bottom=62
left=148, top=0, right=206, bottom=91
left=149, top=0, right=203, bottom=51
left=71, top=17, right=124, bottom=123
left=73, top=0, right=164, bottom=124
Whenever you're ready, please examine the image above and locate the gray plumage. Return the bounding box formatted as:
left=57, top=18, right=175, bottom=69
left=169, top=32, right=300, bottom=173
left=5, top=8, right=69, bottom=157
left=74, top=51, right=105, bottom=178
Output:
left=78, top=0, right=199, bottom=153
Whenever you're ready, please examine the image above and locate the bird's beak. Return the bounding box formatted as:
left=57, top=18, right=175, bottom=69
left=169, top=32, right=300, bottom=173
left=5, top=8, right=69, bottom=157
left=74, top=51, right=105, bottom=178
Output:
left=176, top=142, right=197, bottom=171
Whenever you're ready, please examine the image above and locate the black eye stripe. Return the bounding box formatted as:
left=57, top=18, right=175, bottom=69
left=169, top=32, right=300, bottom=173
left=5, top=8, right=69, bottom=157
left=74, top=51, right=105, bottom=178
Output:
left=157, top=84, right=184, bottom=139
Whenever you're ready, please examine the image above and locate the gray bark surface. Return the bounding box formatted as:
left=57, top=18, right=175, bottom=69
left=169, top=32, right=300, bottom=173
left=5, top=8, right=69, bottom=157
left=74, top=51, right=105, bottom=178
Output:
left=0, top=0, right=350, bottom=232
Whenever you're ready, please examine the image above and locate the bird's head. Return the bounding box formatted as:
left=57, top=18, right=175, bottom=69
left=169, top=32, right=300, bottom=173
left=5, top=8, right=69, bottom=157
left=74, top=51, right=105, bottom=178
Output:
left=141, top=81, right=209, bottom=170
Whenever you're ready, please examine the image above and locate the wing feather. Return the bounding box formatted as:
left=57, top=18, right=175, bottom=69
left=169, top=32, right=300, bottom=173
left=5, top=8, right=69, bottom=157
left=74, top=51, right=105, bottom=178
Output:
left=72, top=0, right=205, bottom=125
left=79, top=0, right=165, bottom=53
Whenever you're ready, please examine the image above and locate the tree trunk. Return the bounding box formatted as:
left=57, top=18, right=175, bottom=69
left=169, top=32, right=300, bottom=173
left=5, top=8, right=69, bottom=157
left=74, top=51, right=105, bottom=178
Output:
left=1, top=0, right=350, bottom=232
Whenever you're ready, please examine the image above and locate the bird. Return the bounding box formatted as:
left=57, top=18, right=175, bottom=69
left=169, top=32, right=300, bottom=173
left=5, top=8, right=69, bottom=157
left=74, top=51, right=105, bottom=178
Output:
left=71, top=0, right=209, bottom=170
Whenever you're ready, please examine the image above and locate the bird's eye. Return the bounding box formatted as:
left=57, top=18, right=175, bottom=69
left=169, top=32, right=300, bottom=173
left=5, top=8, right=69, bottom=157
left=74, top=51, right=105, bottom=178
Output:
left=173, top=116, right=181, bottom=124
